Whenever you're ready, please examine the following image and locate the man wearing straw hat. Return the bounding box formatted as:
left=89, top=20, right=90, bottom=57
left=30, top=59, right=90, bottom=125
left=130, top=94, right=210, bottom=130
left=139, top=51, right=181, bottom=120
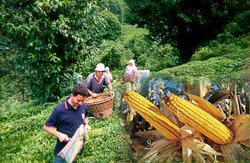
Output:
left=84, top=63, right=114, bottom=98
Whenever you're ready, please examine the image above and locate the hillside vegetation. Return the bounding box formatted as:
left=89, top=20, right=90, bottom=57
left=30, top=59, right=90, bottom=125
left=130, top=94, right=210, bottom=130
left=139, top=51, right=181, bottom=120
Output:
left=155, top=35, right=250, bottom=83
left=0, top=0, right=249, bottom=162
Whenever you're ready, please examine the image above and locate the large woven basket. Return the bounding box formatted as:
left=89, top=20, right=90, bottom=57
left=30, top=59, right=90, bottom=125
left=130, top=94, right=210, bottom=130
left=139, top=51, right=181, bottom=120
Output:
left=84, top=93, right=114, bottom=119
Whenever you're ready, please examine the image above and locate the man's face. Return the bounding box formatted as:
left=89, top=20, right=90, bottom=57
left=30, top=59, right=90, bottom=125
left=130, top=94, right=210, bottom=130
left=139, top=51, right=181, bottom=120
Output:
left=72, top=95, right=86, bottom=108
left=96, top=70, right=104, bottom=79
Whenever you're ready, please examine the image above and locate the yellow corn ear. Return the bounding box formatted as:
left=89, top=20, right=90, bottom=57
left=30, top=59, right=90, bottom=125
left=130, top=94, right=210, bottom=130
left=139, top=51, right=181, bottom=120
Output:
left=163, top=94, right=233, bottom=144
left=185, top=92, right=226, bottom=121
left=124, top=90, right=181, bottom=141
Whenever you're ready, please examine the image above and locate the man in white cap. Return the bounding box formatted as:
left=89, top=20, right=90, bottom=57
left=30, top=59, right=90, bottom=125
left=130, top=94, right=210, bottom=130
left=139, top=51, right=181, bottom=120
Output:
left=84, top=63, right=113, bottom=98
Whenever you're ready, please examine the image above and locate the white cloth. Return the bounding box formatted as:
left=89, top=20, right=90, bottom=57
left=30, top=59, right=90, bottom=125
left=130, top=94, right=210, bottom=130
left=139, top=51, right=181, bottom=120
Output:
left=104, top=72, right=113, bottom=81
left=125, top=65, right=138, bottom=80
left=58, top=124, right=89, bottom=162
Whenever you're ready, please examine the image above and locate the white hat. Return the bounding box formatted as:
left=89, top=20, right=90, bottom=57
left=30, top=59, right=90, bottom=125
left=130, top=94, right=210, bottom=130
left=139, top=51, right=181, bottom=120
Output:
left=128, top=59, right=135, bottom=65
left=95, top=63, right=105, bottom=71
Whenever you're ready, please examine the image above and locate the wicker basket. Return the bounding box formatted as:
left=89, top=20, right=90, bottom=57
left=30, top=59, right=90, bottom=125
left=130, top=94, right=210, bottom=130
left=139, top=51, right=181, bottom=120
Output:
left=84, top=93, right=114, bottom=119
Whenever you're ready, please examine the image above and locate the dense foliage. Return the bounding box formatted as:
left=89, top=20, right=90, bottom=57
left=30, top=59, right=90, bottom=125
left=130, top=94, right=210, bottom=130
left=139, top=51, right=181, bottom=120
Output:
left=1, top=0, right=248, bottom=102
left=0, top=0, right=122, bottom=102
left=155, top=12, right=250, bottom=83
left=99, top=25, right=180, bottom=73
left=155, top=39, right=249, bottom=84
left=125, top=0, right=249, bottom=61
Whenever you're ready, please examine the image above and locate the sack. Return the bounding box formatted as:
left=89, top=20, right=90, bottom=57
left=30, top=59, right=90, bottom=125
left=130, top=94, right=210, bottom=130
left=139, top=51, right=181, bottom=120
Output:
left=58, top=124, right=89, bottom=163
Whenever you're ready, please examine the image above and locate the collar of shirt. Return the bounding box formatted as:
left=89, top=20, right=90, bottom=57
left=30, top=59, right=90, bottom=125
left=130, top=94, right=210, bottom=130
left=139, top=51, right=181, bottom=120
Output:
left=95, top=73, right=104, bottom=84
left=65, top=98, right=82, bottom=110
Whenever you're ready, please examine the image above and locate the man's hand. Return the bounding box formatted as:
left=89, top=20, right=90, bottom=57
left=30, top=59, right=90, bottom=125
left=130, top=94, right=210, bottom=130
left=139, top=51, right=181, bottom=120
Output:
left=91, top=93, right=99, bottom=98
left=109, top=91, right=114, bottom=96
left=57, top=132, right=70, bottom=142
left=85, top=124, right=91, bottom=132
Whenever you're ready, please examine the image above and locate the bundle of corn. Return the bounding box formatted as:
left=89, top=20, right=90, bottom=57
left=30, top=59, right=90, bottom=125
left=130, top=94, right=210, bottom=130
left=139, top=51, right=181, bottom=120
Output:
left=163, top=93, right=250, bottom=162
left=124, top=90, right=250, bottom=162
left=124, top=91, right=226, bottom=162
left=163, top=93, right=233, bottom=145
left=124, top=90, right=181, bottom=141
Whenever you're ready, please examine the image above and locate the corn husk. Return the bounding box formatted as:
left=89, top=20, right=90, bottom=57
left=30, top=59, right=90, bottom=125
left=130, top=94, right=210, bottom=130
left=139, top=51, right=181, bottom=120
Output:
left=232, top=114, right=250, bottom=147
left=142, top=139, right=181, bottom=162
left=136, top=130, right=165, bottom=141
left=182, top=137, right=221, bottom=163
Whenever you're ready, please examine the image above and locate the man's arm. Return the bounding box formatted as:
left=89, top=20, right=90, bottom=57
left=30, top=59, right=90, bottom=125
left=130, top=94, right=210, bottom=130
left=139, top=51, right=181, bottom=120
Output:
left=107, top=83, right=115, bottom=96
left=83, top=117, right=91, bottom=132
left=107, top=83, right=112, bottom=91
left=104, top=74, right=112, bottom=91
left=86, top=88, right=98, bottom=98
left=83, top=116, right=89, bottom=125
left=44, top=125, right=70, bottom=142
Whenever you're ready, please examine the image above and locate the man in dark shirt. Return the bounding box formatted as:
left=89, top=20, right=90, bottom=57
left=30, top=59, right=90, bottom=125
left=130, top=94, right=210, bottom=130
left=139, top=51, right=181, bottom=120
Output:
left=44, top=84, right=90, bottom=163
left=84, top=63, right=113, bottom=97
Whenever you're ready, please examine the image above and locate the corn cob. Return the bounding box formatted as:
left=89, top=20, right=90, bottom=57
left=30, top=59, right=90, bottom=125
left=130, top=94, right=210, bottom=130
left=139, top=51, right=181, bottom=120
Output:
left=185, top=92, right=226, bottom=121
left=163, top=94, right=233, bottom=144
left=124, top=90, right=181, bottom=141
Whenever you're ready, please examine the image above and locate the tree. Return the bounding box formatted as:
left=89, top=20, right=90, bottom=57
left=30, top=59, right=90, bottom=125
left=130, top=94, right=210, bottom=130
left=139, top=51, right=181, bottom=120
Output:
left=125, top=0, right=249, bottom=62
left=0, top=0, right=121, bottom=102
